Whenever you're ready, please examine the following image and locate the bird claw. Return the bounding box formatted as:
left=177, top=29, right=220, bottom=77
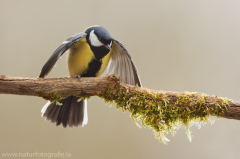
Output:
left=75, top=75, right=81, bottom=79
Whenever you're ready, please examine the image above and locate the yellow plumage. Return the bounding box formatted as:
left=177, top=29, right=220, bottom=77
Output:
left=96, top=50, right=112, bottom=77
left=67, top=36, right=111, bottom=77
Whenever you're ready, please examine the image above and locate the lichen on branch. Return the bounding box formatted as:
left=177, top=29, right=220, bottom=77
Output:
left=99, top=84, right=231, bottom=144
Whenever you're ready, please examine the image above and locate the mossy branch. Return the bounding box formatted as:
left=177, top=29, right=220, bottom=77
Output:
left=0, top=74, right=240, bottom=144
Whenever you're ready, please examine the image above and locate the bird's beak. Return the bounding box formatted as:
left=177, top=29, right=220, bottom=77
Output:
left=104, top=44, right=111, bottom=51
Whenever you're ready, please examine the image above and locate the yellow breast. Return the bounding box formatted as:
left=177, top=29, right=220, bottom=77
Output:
left=68, top=37, right=95, bottom=77
left=96, top=50, right=112, bottom=77
left=67, top=37, right=112, bottom=77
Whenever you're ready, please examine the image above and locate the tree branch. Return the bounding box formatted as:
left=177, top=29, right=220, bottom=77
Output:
left=1, top=74, right=239, bottom=143
left=0, top=74, right=239, bottom=120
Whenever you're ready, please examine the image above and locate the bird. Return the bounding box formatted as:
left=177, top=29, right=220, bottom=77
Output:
left=39, top=25, right=141, bottom=128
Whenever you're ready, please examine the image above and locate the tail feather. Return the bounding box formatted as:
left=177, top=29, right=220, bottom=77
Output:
left=41, top=101, right=51, bottom=115
left=50, top=106, right=61, bottom=123
left=41, top=96, right=88, bottom=128
left=47, top=105, right=59, bottom=121
left=67, top=101, right=74, bottom=128
left=56, top=97, right=72, bottom=127
left=83, top=100, right=88, bottom=125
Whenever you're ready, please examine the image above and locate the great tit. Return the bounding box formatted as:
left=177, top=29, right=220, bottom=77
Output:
left=40, top=25, right=141, bottom=128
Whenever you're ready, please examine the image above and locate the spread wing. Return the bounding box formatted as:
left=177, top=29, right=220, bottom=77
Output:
left=107, top=39, right=142, bottom=87
left=39, top=32, right=87, bottom=78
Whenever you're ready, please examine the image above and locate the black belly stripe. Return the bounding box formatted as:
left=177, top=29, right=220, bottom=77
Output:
left=81, top=38, right=110, bottom=77
left=81, top=59, right=102, bottom=77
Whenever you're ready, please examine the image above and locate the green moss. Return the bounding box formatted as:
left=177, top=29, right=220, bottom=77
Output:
left=99, top=86, right=231, bottom=144
left=47, top=90, right=63, bottom=103
left=76, top=95, right=92, bottom=102
left=39, top=89, right=63, bottom=104
left=37, top=77, right=43, bottom=81
left=38, top=88, right=45, bottom=97
left=39, top=88, right=91, bottom=105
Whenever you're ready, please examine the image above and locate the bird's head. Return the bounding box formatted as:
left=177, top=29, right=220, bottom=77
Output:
left=85, top=26, right=113, bottom=51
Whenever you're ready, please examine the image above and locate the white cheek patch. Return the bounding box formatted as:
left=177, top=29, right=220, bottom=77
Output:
left=109, top=41, right=112, bottom=47
left=89, top=30, right=103, bottom=47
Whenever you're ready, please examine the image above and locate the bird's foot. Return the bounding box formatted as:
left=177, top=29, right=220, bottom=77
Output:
left=75, top=75, right=81, bottom=79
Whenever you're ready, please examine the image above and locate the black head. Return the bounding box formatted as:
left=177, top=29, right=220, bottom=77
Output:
left=85, top=26, right=113, bottom=50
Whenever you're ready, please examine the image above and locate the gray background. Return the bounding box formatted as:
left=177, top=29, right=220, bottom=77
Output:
left=1, top=0, right=240, bottom=158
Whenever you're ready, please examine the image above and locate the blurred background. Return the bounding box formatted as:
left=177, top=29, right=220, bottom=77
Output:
left=1, top=0, right=240, bottom=158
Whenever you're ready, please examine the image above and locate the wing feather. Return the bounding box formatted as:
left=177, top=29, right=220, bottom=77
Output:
left=39, top=32, right=87, bottom=78
left=107, top=39, right=141, bottom=86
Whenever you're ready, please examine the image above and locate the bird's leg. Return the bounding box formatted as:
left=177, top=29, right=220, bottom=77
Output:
left=75, top=75, right=81, bottom=80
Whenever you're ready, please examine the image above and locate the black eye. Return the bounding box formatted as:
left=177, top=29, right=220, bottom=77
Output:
left=98, top=37, right=102, bottom=40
